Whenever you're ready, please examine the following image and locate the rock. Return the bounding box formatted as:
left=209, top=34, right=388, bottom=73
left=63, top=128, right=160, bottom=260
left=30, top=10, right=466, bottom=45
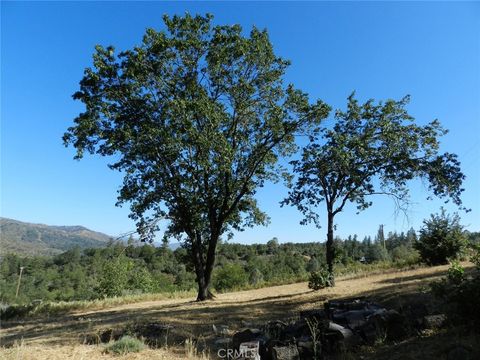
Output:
left=384, top=310, right=409, bottom=341
left=296, top=335, right=321, bottom=359
left=359, top=314, right=387, bottom=345
left=299, top=309, right=327, bottom=322
left=99, top=328, right=124, bottom=343
left=135, top=323, right=173, bottom=347
left=281, top=320, right=310, bottom=341
left=272, top=344, right=300, bottom=360
left=423, top=314, right=446, bottom=329
left=341, top=310, right=368, bottom=330
left=237, top=341, right=260, bottom=360
left=264, top=320, right=287, bottom=340
left=405, top=302, right=429, bottom=327
left=232, top=329, right=266, bottom=350
left=447, top=346, right=471, bottom=360
left=327, top=321, right=361, bottom=348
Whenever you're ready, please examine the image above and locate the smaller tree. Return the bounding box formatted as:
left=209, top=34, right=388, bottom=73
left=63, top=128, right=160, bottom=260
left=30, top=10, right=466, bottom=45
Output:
left=283, top=94, right=466, bottom=285
left=415, top=208, right=467, bottom=265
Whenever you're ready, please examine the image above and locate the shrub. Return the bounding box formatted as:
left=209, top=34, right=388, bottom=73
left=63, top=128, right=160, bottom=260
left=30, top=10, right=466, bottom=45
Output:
left=248, top=268, right=264, bottom=286
left=213, top=263, right=248, bottom=292
left=308, top=269, right=332, bottom=290
left=447, top=261, right=465, bottom=285
left=98, top=256, right=133, bottom=297
left=471, top=243, right=480, bottom=268
left=391, top=245, right=420, bottom=266
left=415, top=209, right=467, bottom=265
left=129, top=267, right=155, bottom=293
left=367, top=245, right=390, bottom=263
left=105, top=336, right=144, bottom=355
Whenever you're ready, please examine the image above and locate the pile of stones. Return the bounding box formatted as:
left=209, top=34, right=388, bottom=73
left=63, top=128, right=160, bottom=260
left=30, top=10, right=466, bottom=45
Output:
left=227, top=298, right=414, bottom=360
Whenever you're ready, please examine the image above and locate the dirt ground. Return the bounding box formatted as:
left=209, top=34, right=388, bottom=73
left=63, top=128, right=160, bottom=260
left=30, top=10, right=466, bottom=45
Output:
left=0, top=264, right=476, bottom=359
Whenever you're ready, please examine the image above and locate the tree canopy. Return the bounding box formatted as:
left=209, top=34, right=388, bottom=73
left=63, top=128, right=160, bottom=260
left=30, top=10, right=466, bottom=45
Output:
left=283, top=93, right=466, bottom=283
left=63, top=14, right=329, bottom=300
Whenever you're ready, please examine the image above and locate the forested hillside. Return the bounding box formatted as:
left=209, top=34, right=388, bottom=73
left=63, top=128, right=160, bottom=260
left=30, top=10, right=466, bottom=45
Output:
left=0, top=229, right=432, bottom=304
left=0, top=218, right=112, bottom=256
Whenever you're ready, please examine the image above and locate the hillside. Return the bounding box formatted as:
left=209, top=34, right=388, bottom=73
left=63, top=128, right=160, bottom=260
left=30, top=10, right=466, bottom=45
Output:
left=0, top=218, right=112, bottom=256
left=1, top=264, right=478, bottom=359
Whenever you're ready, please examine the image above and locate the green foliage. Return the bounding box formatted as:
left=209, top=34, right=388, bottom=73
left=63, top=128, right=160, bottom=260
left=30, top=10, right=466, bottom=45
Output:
left=415, top=209, right=467, bottom=265
left=447, top=261, right=465, bottom=285
left=63, top=13, right=329, bottom=300
left=105, top=336, right=144, bottom=355
left=248, top=268, right=264, bottom=286
left=213, top=263, right=248, bottom=292
left=129, top=267, right=155, bottom=293
left=391, top=245, right=420, bottom=266
left=0, top=229, right=442, bottom=306
left=367, top=244, right=390, bottom=263
left=431, top=262, right=480, bottom=330
left=98, top=256, right=133, bottom=297
left=308, top=268, right=332, bottom=290
left=471, top=243, right=480, bottom=268
left=283, top=94, right=466, bottom=284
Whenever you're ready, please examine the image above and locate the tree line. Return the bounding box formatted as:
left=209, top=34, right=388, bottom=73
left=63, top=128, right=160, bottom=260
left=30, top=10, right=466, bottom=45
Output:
left=2, top=223, right=477, bottom=305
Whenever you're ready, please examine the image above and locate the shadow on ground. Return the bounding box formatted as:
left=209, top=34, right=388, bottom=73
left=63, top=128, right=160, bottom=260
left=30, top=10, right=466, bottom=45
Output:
left=2, top=263, right=477, bottom=360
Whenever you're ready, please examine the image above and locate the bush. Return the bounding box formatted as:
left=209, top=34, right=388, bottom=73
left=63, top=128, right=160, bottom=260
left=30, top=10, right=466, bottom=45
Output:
left=105, top=336, right=144, bottom=355
left=308, top=269, right=332, bottom=290
left=367, top=245, right=390, bottom=263
left=98, top=256, right=133, bottom=297
left=415, top=209, right=467, bottom=265
left=447, top=261, right=465, bottom=285
left=248, top=268, right=264, bottom=286
left=391, top=245, right=420, bottom=266
left=471, top=243, right=480, bottom=268
left=213, top=263, right=248, bottom=292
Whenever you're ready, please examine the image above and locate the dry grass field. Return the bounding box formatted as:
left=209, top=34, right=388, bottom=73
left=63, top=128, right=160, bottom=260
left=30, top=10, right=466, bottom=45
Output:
left=1, top=263, right=478, bottom=359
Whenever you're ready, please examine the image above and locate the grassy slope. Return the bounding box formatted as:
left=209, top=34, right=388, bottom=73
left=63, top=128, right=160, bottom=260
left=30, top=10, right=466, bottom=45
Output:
left=2, top=263, right=478, bottom=359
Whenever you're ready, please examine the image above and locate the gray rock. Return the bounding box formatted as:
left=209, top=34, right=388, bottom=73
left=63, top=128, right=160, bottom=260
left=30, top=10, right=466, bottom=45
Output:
left=423, top=314, right=446, bottom=329
left=296, top=335, right=321, bottom=359
left=237, top=341, right=260, bottom=360
left=272, top=344, right=300, bottom=360
left=384, top=310, right=409, bottom=341
left=232, top=328, right=263, bottom=349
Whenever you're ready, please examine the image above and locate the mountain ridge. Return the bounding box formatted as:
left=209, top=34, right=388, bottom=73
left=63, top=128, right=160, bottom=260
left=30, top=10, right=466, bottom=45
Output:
left=0, top=217, right=113, bottom=256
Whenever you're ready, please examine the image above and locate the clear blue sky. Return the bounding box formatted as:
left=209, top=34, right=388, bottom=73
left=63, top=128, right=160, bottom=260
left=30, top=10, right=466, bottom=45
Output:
left=1, top=2, right=479, bottom=244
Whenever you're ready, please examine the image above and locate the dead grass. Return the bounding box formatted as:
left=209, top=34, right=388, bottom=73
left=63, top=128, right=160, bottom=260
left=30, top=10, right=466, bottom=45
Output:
left=0, top=263, right=475, bottom=359
left=0, top=340, right=205, bottom=360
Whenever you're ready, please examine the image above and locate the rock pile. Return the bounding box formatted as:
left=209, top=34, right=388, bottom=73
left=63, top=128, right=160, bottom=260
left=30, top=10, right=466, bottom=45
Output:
left=227, top=298, right=411, bottom=360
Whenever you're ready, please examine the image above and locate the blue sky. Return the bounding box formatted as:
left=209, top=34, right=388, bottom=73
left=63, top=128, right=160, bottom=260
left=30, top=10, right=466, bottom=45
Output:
left=1, top=1, right=479, bottom=244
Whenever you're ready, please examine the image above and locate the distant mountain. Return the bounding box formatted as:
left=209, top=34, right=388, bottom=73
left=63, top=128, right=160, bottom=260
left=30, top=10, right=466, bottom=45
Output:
left=0, top=218, right=113, bottom=256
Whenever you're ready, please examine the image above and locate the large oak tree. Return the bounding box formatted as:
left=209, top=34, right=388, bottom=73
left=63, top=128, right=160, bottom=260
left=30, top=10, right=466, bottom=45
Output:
left=283, top=94, right=466, bottom=285
left=63, top=14, right=329, bottom=300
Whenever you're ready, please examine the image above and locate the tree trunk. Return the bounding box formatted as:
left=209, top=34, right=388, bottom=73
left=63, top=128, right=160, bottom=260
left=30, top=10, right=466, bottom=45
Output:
left=191, top=230, right=219, bottom=301
left=326, top=211, right=336, bottom=286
